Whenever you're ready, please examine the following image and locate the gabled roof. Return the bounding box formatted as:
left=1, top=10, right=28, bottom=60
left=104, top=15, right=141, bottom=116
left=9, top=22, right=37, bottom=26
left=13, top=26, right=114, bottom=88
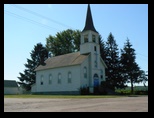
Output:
left=35, top=52, right=89, bottom=71
left=82, top=4, right=98, bottom=33
left=4, top=80, right=18, bottom=87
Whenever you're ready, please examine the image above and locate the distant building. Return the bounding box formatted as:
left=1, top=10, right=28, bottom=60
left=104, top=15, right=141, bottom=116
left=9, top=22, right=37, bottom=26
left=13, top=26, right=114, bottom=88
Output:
left=4, top=80, right=19, bottom=94
left=31, top=4, right=107, bottom=94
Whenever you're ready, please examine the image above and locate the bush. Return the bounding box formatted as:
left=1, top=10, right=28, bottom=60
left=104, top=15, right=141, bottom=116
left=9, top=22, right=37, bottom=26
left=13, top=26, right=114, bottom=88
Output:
left=115, top=89, right=148, bottom=95
left=79, top=87, right=89, bottom=95
left=98, top=86, right=108, bottom=95
left=134, top=90, right=148, bottom=95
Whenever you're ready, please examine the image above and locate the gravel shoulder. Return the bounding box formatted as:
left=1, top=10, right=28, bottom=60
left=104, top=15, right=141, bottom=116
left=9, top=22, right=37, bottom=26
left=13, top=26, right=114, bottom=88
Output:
left=4, top=96, right=148, bottom=112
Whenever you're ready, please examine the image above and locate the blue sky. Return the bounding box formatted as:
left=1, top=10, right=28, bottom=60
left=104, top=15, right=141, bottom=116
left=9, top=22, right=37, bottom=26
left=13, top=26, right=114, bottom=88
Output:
left=4, top=4, right=148, bottom=86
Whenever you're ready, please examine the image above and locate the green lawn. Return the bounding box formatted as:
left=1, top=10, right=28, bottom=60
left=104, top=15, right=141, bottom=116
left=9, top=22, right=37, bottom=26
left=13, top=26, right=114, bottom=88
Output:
left=120, top=86, right=148, bottom=91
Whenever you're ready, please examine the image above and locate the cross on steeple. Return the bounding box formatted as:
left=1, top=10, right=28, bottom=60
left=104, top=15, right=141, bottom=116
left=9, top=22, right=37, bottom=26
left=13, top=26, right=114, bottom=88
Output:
left=82, top=4, right=98, bottom=33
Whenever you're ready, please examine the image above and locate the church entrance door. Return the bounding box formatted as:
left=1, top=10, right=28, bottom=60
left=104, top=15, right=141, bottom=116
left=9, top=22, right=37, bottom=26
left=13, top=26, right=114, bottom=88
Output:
left=93, top=74, right=99, bottom=87
left=93, top=73, right=99, bottom=94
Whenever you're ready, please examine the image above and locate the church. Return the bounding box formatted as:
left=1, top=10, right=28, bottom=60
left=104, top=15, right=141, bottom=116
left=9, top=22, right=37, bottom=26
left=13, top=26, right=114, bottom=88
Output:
left=31, top=4, right=107, bottom=94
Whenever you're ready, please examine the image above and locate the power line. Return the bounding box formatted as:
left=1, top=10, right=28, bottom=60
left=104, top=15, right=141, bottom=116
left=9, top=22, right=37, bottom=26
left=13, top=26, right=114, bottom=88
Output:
left=6, top=5, right=148, bottom=60
left=136, top=52, right=148, bottom=58
left=4, top=10, right=61, bottom=32
left=118, top=45, right=148, bottom=59
left=110, top=44, right=148, bottom=70
left=9, top=4, right=75, bottom=30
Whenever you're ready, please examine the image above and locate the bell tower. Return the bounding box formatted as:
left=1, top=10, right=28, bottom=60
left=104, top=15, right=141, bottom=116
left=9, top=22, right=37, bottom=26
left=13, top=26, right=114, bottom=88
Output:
left=80, top=4, right=101, bottom=92
left=80, top=4, right=100, bottom=68
left=80, top=4, right=99, bottom=55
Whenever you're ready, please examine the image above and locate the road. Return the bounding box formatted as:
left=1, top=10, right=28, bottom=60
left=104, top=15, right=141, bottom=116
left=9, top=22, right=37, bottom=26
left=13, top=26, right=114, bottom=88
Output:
left=4, top=96, right=148, bottom=112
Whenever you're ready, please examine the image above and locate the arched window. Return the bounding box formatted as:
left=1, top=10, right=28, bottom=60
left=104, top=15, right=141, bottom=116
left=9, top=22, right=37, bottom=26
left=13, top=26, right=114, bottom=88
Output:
left=92, top=35, right=96, bottom=43
left=40, top=75, right=43, bottom=85
left=94, top=54, right=97, bottom=68
left=49, top=74, right=52, bottom=84
left=84, top=35, right=88, bottom=43
left=94, top=60, right=97, bottom=68
left=94, top=46, right=97, bottom=52
left=68, top=72, right=72, bottom=83
left=84, top=67, right=87, bottom=78
left=58, top=73, right=61, bottom=84
left=100, top=69, right=103, bottom=80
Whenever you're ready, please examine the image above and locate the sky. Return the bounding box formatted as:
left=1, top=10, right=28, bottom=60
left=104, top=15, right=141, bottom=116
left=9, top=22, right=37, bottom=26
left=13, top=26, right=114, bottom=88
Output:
left=4, top=4, right=148, bottom=86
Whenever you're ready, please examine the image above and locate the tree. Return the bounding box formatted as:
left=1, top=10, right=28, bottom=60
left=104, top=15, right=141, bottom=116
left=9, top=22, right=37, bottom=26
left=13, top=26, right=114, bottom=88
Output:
left=17, top=43, right=48, bottom=91
left=138, top=70, right=148, bottom=87
left=105, top=33, right=126, bottom=91
left=99, top=34, right=107, bottom=61
left=120, top=38, right=141, bottom=94
left=46, top=29, right=81, bottom=56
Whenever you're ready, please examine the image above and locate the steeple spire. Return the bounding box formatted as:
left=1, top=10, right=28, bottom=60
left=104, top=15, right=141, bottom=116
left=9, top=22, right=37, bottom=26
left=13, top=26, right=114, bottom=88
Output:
left=82, top=4, right=98, bottom=33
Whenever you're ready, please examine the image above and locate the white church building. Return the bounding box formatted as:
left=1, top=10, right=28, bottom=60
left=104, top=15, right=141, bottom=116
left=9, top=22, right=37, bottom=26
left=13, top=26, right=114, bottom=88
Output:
left=31, top=4, right=107, bottom=94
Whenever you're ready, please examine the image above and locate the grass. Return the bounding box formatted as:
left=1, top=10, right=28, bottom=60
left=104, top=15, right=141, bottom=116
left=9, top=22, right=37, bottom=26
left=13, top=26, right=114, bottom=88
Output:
left=119, top=86, right=148, bottom=91
left=4, top=94, right=124, bottom=99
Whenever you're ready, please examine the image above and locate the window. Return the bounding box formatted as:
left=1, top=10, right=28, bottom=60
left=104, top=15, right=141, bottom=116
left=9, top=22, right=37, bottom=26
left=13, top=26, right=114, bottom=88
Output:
left=49, top=74, right=52, bottom=84
left=58, top=73, right=61, bottom=84
left=101, top=69, right=103, bottom=80
left=95, top=61, right=97, bottom=68
left=94, top=46, right=97, bottom=51
left=92, top=35, right=96, bottom=42
left=40, top=75, right=43, bottom=85
left=94, top=54, right=97, bottom=68
left=84, top=67, right=87, bottom=78
left=84, top=35, right=88, bottom=43
left=101, top=75, right=103, bottom=79
left=68, top=72, right=72, bottom=83
left=101, top=69, right=103, bottom=74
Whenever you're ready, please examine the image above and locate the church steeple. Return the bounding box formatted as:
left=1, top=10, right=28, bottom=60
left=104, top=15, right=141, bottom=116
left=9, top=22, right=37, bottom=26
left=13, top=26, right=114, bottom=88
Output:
left=80, top=4, right=100, bottom=55
left=80, top=4, right=105, bottom=93
left=82, top=4, right=98, bottom=33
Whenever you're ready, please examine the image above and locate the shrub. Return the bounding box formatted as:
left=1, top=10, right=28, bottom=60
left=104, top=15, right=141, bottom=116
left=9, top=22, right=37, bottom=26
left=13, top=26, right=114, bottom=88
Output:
left=79, top=87, right=89, bottom=95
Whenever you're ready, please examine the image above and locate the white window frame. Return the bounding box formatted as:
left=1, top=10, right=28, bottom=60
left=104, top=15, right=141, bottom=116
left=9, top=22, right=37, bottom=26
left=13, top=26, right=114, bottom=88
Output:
left=84, top=67, right=87, bottom=78
left=40, top=75, right=43, bottom=85
left=58, top=73, right=61, bottom=84
left=68, top=72, right=72, bottom=83
left=84, top=35, right=88, bottom=43
left=49, top=74, right=52, bottom=84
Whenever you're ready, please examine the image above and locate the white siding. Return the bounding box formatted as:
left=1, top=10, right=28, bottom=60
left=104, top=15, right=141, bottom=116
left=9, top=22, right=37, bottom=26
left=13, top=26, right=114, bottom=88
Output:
left=80, top=56, right=106, bottom=89
left=4, top=87, right=19, bottom=94
left=34, top=65, right=81, bottom=93
left=80, top=56, right=90, bottom=88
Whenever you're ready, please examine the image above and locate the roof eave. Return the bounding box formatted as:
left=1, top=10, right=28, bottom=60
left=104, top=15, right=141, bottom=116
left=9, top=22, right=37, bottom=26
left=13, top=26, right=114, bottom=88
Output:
left=35, top=63, right=81, bottom=72
left=100, top=57, right=107, bottom=68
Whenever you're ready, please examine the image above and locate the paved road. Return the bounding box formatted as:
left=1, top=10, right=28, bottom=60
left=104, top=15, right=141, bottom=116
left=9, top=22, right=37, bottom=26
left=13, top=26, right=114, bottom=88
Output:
left=4, top=96, right=148, bottom=112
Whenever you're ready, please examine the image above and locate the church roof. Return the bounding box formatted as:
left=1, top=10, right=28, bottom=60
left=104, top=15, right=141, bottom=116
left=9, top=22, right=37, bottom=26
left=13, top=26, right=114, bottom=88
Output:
left=82, top=4, right=98, bottom=33
left=35, top=52, right=89, bottom=71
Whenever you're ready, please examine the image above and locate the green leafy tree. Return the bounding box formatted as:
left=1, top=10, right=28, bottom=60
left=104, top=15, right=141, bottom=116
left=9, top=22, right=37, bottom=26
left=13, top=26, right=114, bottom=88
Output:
left=17, top=43, right=48, bottom=91
left=46, top=29, right=81, bottom=56
left=105, top=33, right=126, bottom=91
left=120, top=39, right=141, bottom=94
